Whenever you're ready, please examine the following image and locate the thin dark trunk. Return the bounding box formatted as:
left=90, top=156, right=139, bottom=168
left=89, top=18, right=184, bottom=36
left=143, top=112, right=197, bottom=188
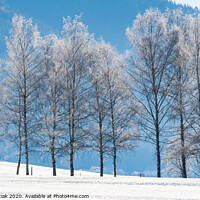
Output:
left=110, top=90, right=117, bottom=177
left=100, top=141, right=103, bottom=177
left=70, top=144, right=74, bottom=176
left=179, top=65, right=187, bottom=178
left=51, top=118, right=56, bottom=176
left=68, top=97, right=74, bottom=176
left=51, top=88, right=57, bottom=176
left=99, top=121, right=103, bottom=177
left=24, top=113, right=29, bottom=175
left=95, top=83, right=104, bottom=177
left=113, top=147, right=116, bottom=177
left=99, top=115, right=103, bottom=177
left=195, top=43, right=200, bottom=112
left=16, top=134, right=22, bottom=175
left=51, top=146, right=56, bottom=176
left=70, top=110, right=75, bottom=176
left=156, top=124, right=161, bottom=178
left=99, top=118, right=103, bottom=177
left=16, top=154, right=21, bottom=175
left=155, top=93, right=161, bottom=178
left=24, top=67, right=29, bottom=176
left=16, top=92, right=22, bottom=175
left=70, top=99, right=75, bottom=177
left=180, top=112, right=187, bottom=178
left=152, top=65, right=161, bottom=178
left=70, top=64, right=75, bottom=177
left=155, top=91, right=161, bottom=177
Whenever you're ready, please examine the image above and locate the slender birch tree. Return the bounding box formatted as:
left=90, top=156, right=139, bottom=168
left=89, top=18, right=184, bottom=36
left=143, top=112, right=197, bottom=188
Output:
left=166, top=11, right=195, bottom=178
left=88, top=40, right=112, bottom=177
left=187, top=13, right=200, bottom=167
left=5, top=15, right=41, bottom=175
left=126, top=9, right=179, bottom=177
left=1, top=78, right=23, bottom=175
left=36, top=35, right=63, bottom=176
left=58, top=15, right=92, bottom=176
left=89, top=39, right=137, bottom=177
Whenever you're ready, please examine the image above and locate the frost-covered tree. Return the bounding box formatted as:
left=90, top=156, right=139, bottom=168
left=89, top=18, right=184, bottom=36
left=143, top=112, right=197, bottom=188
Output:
left=164, top=135, right=194, bottom=178
left=89, top=39, right=137, bottom=177
left=188, top=13, right=200, bottom=113
left=165, top=10, right=196, bottom=178
left=57, top=15, right=92, bottom=176
left=106, top=56, right=134, bottom=177
left=36, top=35, right=64, bottom=176
left=1, top=58, right=23, bottom=175
left=126, top=8, right=179, bottom=177
left=88, top=40, right=111, bottom=177
left=1, top=83, right=23, bottom=175
left=5, top=15, right=41, bottom=175
left=186, top=13, right=200, bottom=168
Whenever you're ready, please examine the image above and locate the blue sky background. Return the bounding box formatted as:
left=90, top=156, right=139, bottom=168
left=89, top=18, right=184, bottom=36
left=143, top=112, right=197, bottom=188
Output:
left=0, top=0, right=196, bottom=176
left=0, top=0, right=194, bottom=56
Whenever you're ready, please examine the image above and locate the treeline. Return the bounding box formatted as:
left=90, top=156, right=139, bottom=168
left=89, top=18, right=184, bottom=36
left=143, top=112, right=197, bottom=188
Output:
left=1, top=14, right=137, bottom=178
left=1, top=8, right=200, bottom=178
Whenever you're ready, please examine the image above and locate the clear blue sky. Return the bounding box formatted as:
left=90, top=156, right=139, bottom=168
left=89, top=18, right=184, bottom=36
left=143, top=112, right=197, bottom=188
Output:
left=4, top=0, right=139, bottom=53
left=0, top=0, right=194, bottom=176
left=3, top=0, right=189, bottom=53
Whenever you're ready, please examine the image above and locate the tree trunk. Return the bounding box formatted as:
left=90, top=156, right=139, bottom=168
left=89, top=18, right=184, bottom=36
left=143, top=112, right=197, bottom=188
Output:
left=179, top=65, right=187, bottom=178
left=70, top=144, right=74, bottom=176
left=16, top=154, right=21, bottom=175
left=68, top=97, right=74, bottom=176
left=99, top=118, right=103, bottom=177
left=110, top=92, right=117, bottom=177
left=70, top=65, right=75, bottom=177
left=70, top=104, right=75, bottom=177
left=195, top=47, right=200, bottom=112
left=100, top=146, right=103, bottom=177
left=16, top=132, right=22, bottom=175
left=181, top=135, right=187, bottom=178
left=16, top=93, right=22, bottom=175
left=51, top=137, right=56, bottom=176
left=152, top=65, right=161, bottom=178
left=156, top=126, right=161, bottom=178
left=95, top=83, right=104, bottom=177
left=24, top=112, right=29, bottom=175
left=51, top=149, right=56, bottom=176
left=52, top=92, right=57, bottom=177
left=99, top=115, right=103, bottom=177
left=180, top=111, right=187, bottom=178
left=113, top=147, right=116, bottom=177
left=24, top=69, right=29, bottom=176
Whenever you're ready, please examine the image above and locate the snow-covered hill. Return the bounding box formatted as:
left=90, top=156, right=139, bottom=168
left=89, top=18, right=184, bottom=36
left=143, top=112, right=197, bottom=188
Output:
left=0, top=162, right=200, bottom=199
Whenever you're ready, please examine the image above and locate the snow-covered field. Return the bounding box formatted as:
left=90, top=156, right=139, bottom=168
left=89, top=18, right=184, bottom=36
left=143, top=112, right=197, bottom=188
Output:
left=0, top=162, right=200, bottom=200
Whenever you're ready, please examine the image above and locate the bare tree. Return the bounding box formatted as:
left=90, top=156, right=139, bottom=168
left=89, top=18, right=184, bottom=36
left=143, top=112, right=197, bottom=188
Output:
left=188, top=13, right=200, bottom=113
left=36, top=35, right=63, bottom=176
left=1, top=83, right=23, bottom=175
left=163, top=135, right=194, bottom=178
left=166, top=11, right=195, bottom=178
left=5, top=15, right=41, bottom=175
left=126, top=8, right=179, bottom=177
left=57, top=15, right=92, bottom=176
left=187, top=13, right=200, bottom=168
left=88, top=39, right=138, bottom=177
left=88, top=40, right=111, bottom=177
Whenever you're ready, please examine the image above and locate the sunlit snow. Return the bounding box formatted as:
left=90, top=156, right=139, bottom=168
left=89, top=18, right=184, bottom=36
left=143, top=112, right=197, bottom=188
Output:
left=0, top=162, right=200, bottom=199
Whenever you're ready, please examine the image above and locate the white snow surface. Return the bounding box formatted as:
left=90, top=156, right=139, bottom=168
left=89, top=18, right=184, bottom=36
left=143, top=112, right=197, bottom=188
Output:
left=0, top=162, right=200, bottom=200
